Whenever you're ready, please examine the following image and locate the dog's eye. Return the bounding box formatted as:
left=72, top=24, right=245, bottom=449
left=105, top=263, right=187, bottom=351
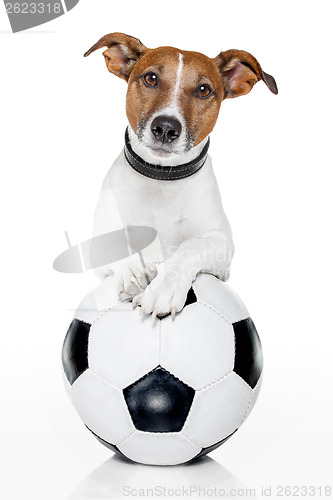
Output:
left=143, top=72, right=158, bottom=87
left=196, top=84, right=212, bottom=99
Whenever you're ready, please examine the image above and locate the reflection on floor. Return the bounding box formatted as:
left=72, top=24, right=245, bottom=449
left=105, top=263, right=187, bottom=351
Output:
left=69, top=454, right=250, bottom=499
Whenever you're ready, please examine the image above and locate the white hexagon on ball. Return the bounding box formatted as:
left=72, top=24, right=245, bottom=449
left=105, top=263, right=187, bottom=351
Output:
left=88, top=304, right=160, bottom=389
left=160, top=302, right=235, bottom=390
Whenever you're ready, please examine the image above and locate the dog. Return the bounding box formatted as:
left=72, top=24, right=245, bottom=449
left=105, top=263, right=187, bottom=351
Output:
left=84, top=33, right=277, bottom=319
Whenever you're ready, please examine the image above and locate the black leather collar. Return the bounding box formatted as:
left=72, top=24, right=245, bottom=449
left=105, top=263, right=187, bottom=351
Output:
left=124, top=128, right=210, bottom=181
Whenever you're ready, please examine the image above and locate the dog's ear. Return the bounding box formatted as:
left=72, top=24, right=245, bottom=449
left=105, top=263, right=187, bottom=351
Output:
left=215, top=49, right=278, bottom=99
left=84, top=32, right=147, bottom=81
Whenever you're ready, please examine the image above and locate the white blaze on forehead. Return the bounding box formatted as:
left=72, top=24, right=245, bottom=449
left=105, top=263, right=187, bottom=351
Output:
left=157, top=51, right=185, bottom=134
left=173, top=52, right=184, bottom=101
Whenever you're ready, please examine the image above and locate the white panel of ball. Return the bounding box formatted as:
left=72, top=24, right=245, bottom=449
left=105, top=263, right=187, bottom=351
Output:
left=118, top=430, right=201, bottom=466
left=160, top=303, right=235, bottom=390
left=71, top=369, right=135, bottom=445
left=193, top=274, right=250, bottom=323
left=89, top=305, right=160, bottom=389
left=182, top=372, right=253, bottom=448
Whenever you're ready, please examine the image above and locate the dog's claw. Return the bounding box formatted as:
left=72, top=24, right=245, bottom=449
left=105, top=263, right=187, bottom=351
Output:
left=171, top=307, right=177, bottom=319
left=132, top=295, right=140, bottom=308
left=152, top=309, right=158, bottom=321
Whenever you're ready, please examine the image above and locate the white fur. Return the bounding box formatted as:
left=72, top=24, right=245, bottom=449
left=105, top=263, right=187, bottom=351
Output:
left=94, top=145, right=234, bottom=317
left=173, top=53, right=184, bottom=99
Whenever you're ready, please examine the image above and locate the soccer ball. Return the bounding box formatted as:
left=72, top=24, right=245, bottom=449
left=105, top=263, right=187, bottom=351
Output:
left=62, top=273, right=263, bottom=466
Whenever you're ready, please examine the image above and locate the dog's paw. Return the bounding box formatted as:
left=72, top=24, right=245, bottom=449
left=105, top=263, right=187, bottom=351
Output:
left=132, top=274, right=191, bottom=319
left=115, top=263, right=158, bottom=301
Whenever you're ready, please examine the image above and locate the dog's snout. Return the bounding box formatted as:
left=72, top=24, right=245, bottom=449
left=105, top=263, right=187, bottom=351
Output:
left=151, top=116, right=182, bottom=143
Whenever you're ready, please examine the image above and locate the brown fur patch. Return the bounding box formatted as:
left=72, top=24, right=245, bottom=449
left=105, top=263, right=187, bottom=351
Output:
left=126, top=47, right=180, bottom=133
left=84, top=33, right=147, bottom=80
left=215, top=49, right=278, bottom=97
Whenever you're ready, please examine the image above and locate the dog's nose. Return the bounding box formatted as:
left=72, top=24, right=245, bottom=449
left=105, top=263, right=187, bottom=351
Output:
left=151, top=116, right=182, bottom=143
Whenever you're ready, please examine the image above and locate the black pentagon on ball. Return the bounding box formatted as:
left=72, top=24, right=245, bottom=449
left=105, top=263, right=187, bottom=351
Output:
left=184, top=287, right=197, bottom=307
left=62, top=319, right=90, bottom=385
left=123, top=366, right=195, bottom=433
left=233, top=318, right=263, bottom=389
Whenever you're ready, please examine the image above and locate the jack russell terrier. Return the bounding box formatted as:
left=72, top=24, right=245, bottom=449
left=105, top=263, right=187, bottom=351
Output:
left=84, top=33, right=277, bottom=319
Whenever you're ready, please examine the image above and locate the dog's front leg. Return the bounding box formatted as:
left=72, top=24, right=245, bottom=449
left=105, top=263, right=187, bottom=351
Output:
left=133, top=230, right=234, bottom=318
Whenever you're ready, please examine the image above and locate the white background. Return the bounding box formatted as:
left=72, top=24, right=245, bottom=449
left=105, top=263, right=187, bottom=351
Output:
left=1, top=1, right=333, bottom=498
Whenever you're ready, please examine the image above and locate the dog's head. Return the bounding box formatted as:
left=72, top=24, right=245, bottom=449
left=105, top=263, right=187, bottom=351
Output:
left=85, top=33, right=277, bottom=159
